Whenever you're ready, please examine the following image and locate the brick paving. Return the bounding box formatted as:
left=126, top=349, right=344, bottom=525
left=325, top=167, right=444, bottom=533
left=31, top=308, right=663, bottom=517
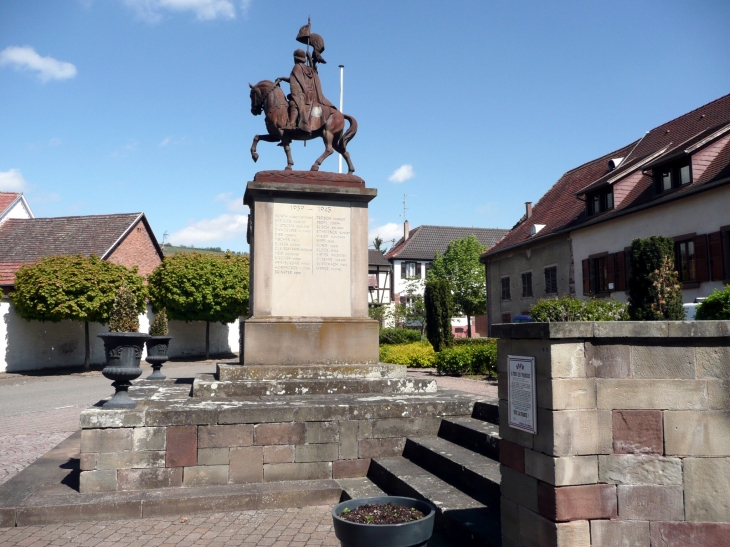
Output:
left=0, top=507, right=341, bottom=546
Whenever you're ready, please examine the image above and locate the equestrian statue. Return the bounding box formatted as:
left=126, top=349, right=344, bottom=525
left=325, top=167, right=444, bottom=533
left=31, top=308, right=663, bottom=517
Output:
left=249, top=21, right=357, bottom=173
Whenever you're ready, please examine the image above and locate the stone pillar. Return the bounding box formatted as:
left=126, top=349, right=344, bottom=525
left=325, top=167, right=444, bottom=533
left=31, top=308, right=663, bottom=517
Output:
left=241, top=170, right=379, bottom=366
left=493, top=321, right=730, bottom=547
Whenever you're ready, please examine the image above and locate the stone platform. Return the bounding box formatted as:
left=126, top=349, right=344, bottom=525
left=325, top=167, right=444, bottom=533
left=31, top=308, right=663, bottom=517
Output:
left=78, top=364, right=477, bottom=495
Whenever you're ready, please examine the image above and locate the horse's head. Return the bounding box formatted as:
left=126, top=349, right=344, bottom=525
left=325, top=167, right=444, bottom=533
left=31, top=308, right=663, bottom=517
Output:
left=249, top=80, right=275, bottom=116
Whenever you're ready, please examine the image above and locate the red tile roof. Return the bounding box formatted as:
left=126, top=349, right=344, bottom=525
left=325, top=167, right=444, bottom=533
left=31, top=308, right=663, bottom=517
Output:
left=484, top=93, right=730, bottom=258
left=0, top=193, right=20, bottom=215
left=0, top=262, right=25, bottom=286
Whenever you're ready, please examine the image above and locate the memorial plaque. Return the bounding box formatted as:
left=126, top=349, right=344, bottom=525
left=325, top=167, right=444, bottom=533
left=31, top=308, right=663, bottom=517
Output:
left=508, top=355, right=537, bottom=434
left=271, top=198, right=351, bottom=317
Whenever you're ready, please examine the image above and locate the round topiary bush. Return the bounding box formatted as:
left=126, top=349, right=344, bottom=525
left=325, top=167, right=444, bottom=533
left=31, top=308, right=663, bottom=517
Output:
left=696, top=286, right=730, bottom=320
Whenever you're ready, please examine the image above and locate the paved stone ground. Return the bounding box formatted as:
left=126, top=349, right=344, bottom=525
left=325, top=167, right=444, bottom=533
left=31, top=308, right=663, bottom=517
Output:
left=0, top=507, right=341, bottom=546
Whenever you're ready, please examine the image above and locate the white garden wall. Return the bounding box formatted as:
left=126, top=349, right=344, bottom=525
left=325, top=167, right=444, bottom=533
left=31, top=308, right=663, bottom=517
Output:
left=0, top=301, right=240, bottom=373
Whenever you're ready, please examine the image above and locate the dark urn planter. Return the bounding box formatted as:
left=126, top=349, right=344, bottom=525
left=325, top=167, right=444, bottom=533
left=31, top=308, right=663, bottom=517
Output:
left=145, top=336, right=173, bottom=380
left=332, top=496, right=436, bottom=547
left=98, top=332, right=150, bottom=409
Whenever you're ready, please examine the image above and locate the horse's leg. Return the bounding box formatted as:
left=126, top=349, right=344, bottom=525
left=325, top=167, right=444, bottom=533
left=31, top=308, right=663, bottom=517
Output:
left=281, top=137, right=294, bottom=170
left=311, top=130, right=334, bottom=171
left=251, top=134, right=279, bottom=163
left=333, top=136, right=356, bottom=174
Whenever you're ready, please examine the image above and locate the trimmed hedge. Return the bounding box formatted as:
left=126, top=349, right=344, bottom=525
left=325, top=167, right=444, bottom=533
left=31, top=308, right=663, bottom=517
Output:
left=379, top=342, right=436, bottom=368
left=379, top=328, right=422, bottom=345
left=530, top=295, right=628, bottom=322
left=435, top=339, right=497, bottom=376
left=696, top=286, right=730, bottom=320
left=453, top=338, right=493, bottom=346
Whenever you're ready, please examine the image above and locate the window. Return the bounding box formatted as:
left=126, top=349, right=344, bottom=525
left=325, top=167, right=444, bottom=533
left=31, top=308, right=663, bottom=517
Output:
left=590, top=256, right=610, bottom=294
left=521, top=272, right=533, bottom=298
left=656, top=159, right=692, bottom=193
left=675, top=240, right=696, bottom=282
left=544, top=266, right=558, bottom=294
left=500, top=277, right=511, bottom=301
left=501, top=312, right=512, bottom=323
left=400, top=261, right=422, bottom=279
left=586, top=188, right=614, bottom=215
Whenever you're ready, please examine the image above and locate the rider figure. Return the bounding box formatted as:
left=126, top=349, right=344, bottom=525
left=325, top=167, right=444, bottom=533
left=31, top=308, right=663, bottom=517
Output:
left=276, top=49, right=333, bottom=133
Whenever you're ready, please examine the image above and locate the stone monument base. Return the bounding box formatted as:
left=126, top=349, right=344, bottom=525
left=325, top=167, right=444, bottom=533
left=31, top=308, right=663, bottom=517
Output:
left=241, top=317, right=379, bottom=366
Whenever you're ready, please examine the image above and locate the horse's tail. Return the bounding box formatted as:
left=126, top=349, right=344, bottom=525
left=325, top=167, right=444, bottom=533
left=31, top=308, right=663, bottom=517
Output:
left=338, top=113, right=358, bottom=149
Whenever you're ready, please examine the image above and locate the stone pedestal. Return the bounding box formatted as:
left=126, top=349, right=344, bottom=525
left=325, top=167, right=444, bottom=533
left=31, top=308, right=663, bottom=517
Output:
left=241, top=171, right=378, bottom=366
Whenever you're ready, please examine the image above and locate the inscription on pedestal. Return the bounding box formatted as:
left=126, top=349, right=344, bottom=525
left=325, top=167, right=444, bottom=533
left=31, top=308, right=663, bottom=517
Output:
left=271, top=199, right=351, bottom=317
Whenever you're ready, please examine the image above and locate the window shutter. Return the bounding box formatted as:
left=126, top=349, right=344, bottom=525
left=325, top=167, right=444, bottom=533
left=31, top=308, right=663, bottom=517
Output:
left=606, top=253, right=616, bottom=290
left=401, top=262, right=406, bottom=279
left=582, top=259, right=590, bottom=295
left=615, top=252, right=626, bottom=291
left=709, top=231, right=724, bottom=281
left=416, top=262, right=422, bottom=278
left=694, top=234, right=710, bottom=283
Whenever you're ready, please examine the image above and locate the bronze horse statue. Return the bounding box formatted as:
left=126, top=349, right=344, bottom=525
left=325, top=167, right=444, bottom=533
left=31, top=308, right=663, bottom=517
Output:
left=249, top=80, right=357, bottom=173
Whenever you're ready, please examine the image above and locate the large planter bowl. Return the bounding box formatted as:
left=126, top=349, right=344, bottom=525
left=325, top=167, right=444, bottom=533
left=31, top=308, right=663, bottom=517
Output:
left=332, top=496, right=436, bottom=547
left=98, top=332, right=150, bottom=409
left=145, top=335, right=173, bottom=380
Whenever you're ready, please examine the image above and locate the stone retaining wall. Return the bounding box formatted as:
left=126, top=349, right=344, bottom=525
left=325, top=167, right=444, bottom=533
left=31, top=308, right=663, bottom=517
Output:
left=492, top=321, right=730, bottom=547
left=78, top=386, right=474, bottom=493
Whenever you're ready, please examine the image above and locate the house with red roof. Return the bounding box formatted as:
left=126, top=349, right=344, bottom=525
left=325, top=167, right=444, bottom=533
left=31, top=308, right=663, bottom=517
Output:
left=481, top=93, right=730, bottom=331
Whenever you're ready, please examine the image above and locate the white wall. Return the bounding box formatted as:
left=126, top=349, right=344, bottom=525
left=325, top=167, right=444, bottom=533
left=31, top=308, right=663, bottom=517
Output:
left=570, top=185, right=730, bottom=303
left=392, top=259, right=429, bottom=297
left=0, top=302, right=240, bottom=372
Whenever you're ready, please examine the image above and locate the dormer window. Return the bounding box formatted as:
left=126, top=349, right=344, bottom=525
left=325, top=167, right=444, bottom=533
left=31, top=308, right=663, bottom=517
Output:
left=656, top=159, right=691, bottom=193
left=586, top=188, right=614, bottom=215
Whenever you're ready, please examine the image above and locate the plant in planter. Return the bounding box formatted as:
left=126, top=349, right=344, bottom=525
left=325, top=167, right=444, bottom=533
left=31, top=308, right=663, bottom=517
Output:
left=145, top=308, right=172, bottom=380
left=98, top=283, right=150, bottom=409
left=332, top=496, right=435, bottom=547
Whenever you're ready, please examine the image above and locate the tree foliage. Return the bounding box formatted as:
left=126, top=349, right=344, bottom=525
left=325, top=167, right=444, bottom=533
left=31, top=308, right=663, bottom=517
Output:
left=628, top=236, right=684, bottom=320
left=389, top=277, right=427, bottom=337
left=147, top=252, right=250, bottom=324
left=108, top=284, right=140, bottom=332
left=424, top=278, right=454, bottom=351
left=695, top=286, right=730, bottom=320
left=427, top=235, right=486, bottom=337
left=11, top=255, right=146, bottom=324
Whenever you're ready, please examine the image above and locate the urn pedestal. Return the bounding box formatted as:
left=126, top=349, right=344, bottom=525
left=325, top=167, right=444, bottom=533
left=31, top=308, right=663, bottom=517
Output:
left=145, top=336, right=173, bottom=380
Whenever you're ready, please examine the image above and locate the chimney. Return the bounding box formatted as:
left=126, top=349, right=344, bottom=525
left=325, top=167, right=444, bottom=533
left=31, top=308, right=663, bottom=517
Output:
left=404, top=220, right=410, bottom=241
left=525, top=202, right=533, bottom=219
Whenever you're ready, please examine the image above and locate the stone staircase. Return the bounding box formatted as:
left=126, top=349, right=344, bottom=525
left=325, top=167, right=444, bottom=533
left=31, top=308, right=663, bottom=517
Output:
left=338, top=401, right=503, bottom=547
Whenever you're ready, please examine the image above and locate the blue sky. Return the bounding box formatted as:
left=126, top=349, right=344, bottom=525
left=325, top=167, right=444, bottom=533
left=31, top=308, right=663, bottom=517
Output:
left=1, top=0, right=729, bottom=253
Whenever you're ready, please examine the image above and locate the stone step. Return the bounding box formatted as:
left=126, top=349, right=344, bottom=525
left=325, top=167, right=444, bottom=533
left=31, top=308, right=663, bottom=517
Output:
left=0, top=434, right=343, bottom=527
left=217, top=363, right=407, bottom=381
left=438, top=417, right=500, bottom=460
left=472, top=400, right=500, bottom=425
left=336, top=477, right=386, bottom=501
left=193, top=374, right=437, bottom=398
left=369, top=457, right=501, bottom=547
left=403, top=437, right=501, bottom=506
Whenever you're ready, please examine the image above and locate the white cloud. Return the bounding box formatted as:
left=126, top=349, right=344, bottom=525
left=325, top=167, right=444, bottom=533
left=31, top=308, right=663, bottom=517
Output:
left=123, top=0, right=238, bottom=22
left=368, top=222, right=403, bottom=248
left=158, top=135, right=186, bottom=147
left=214, top=192, right=247, bottom=213
left=0, top=46, right=77, bottom=82
left=168, top=213, right=249, bottom=245
left=0, top=169, right=28, bottom=192
left=388, top=164, right=415, bottom=183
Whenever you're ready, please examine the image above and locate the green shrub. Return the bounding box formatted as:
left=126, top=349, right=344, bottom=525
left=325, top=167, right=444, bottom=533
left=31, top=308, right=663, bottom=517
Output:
left=379, top=328, right=421, bottom=345
left=628, top=236, right=684, bottom=320
left=425, top=278, right=454, bottom=352
left=379, top=342, right=435, bottom=367
left=149, top=308, right=169, bottom=336
left=108, top=284, right=140, bottom=333
left=530, top=295, right=628, bottom=322
left=696, top=286, right=730, bottom=320
left=435, top=339, right=497, bottom=376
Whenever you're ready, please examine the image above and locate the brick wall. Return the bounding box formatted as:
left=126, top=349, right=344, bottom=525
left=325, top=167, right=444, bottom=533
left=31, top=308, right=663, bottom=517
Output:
left=107, top=219, right=162, bottom=278
left=493, top=321, right=730, bottom=547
